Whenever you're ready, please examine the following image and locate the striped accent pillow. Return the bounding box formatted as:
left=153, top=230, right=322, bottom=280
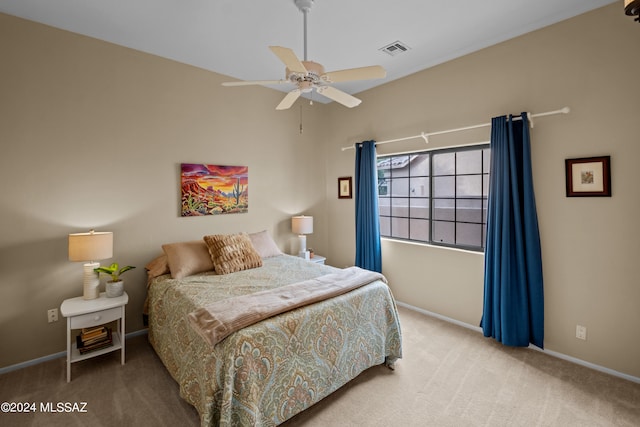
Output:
left=203, top=232, right=263, bottom=275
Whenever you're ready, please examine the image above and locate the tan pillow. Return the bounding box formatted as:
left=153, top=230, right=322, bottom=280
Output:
left=162, top=240, right=215, bottom=279
left=145, top=254, right=170, bottom=278
left=249, top=230, right=283, bottom=258
left=203, top=232, right=263, bottom=275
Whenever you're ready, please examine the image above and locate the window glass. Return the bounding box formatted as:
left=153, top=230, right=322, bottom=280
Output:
left=433, top=199, right=454, bottom=221
left=409, top=198, right=429, bottom=219
left=483, top=148, right=491, bottom=173
left=409, top=154, right=430, bottom=175
left=457, top=175, right=482, bottom=197
left=389, top=156, right=412, bottom=177
left=433, top=221, right=455, bottom=245
left=483, top=174, right=490, bottom=195
left=409, top=218, right=430, bottom=241
left=457, top=150, right=482, bottom=174
left=391, top=198, right=409, bottom=217
left=456, top=223, right=483, bottom=247
left=378, top=197, right=390, bottom=216
left=390, top=177, right=410, bottom=197
left=380, top=216, right=391, bottom=236
left=409, top=177, right=430, bottom=197
left=391, top=217, right=409, bottom=239
left=377, top=144, right=489, bottom=251
left=433, top=152, right=455, bottom=175
left=456, top=199, right=483, bottom=223
left=433, top=176, right=455, bottom=197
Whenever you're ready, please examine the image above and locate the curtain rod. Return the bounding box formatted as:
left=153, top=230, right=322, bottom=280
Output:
left=341, top=107, right=570, bottom=151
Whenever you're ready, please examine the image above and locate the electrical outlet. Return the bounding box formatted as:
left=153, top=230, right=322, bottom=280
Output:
left=576, top=324, right=587, bottom=340
left=47, top=308, right=58, bottom=323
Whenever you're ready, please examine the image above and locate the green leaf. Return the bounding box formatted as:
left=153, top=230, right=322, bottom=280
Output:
left=94, top=267, right=113, bottom=275
left=118, top=265, right=136, bottom=275
left=94, top=263, right=135, bottom=281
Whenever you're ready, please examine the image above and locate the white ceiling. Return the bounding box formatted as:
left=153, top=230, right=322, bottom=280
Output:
left=0, top=0, right=617, bottom=104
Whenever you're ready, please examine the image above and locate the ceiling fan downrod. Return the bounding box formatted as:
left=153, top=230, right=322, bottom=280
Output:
left=294, top=0, right=314, bottom=61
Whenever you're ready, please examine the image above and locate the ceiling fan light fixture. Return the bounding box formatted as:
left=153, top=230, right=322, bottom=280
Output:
left=300, top=84, right=313, bottom=93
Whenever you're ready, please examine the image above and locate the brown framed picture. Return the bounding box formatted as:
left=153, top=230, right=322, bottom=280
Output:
left=565, top=156, right=611, bottom=197
left=338, top=176, right=352, bottom=199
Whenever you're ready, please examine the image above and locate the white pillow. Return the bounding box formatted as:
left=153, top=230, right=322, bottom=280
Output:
left=249, top=230, right=283, bottom=258
left=162, top=240, right=214, bottom=279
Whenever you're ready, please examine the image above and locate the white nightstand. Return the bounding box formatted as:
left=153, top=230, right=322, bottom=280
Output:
left=310, top=255, right=326, bottom=265
left=60, top=292, right=128, bottom=382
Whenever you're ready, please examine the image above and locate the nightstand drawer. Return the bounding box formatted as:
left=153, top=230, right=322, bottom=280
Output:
left=70, top=306, right=122, bottom=329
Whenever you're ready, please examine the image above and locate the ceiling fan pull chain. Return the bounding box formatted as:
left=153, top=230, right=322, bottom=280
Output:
left=299, top=105, right=303, bottom=134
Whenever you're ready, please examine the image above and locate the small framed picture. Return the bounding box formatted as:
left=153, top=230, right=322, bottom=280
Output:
left=565, top=156, right=611, bottom=197
left=338, top=176, right=352, bottom=199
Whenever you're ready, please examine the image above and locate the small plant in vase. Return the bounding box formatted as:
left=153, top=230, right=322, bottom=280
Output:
left=94, top=263, right=135, bottom=298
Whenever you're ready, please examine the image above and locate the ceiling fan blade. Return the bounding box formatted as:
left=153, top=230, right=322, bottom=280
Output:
left=323, top=65, right=386, bottom=83
left=316, top=86, right=362, bottom=108
left=222, top=80, right=288, bottom=87
left=269, top=46, right=307, bottom=74
left=276, top=89, right=302, bottom=110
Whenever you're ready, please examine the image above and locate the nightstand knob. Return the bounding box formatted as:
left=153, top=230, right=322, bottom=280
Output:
left=93, top=315, right=101, bottom=321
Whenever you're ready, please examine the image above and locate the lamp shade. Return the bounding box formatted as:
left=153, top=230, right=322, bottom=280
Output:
left=68, top=231, right=113, bottom=262
left=291, top=216, right=313, bottom=235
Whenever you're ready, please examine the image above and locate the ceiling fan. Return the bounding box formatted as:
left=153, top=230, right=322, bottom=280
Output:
left=221, top=0, right=386, bottom=110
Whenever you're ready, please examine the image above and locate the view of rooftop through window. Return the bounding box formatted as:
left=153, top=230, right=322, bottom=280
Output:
left=377, top=145, right=490, bottom=251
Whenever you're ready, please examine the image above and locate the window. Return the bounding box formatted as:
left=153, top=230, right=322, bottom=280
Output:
left=377, top=145, right=490, bottom=251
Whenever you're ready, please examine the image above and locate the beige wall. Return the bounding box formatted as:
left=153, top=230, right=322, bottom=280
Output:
left=1, top=3, right=639, bottom=381
left=0, top=13, right=330, bottom=368
left=325, top=3, right=639, bottom=379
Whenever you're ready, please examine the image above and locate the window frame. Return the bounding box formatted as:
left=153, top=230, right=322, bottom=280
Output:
left=377, top=143, right=490, bottom=252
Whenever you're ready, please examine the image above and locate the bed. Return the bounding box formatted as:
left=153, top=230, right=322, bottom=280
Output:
left=146, top=231, right=402, bottom=426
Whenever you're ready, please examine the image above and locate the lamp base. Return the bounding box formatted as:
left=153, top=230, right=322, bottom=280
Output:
left=82, top=262, right=100, bottom=300
left=298, top=234, right=307, bottom=253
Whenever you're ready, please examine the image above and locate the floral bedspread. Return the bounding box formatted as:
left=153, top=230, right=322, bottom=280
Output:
left=148, top=254, right=402, bottom=426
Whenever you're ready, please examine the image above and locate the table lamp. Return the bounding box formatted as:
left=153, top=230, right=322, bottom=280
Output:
left=68, top=230, right=113, bottom=299
left=291, top=215, right=313, bottom=259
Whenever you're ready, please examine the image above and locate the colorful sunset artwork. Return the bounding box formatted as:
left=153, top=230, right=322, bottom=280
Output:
left=181, top=164, right=248, bottom=216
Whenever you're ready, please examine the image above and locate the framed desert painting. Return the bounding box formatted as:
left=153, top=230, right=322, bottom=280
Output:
left=181, top=163, right=248, bottom=216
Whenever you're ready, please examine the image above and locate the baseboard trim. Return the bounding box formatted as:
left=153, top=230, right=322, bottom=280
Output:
left=396, top=301, right=484, bottom=334
left=0, top=329, right=149, bottom=375
left=396, top=301, right=640, bottom=385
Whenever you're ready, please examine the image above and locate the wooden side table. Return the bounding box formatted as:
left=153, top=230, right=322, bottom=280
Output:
left=60, top=292, right=128, bottom=382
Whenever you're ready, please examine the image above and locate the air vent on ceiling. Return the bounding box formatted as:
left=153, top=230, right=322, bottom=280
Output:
left=379, top=41, right=411, bottom=56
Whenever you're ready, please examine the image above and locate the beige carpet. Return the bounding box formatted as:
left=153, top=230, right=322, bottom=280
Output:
left=1, top=306, right=638, bottom=426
